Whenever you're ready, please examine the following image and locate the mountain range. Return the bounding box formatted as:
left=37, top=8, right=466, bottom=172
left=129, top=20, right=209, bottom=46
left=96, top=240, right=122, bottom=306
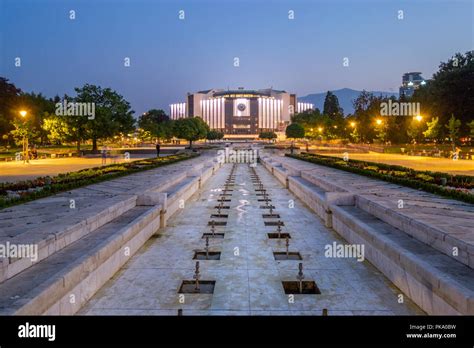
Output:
left=298, top=88, right=398, bottom=115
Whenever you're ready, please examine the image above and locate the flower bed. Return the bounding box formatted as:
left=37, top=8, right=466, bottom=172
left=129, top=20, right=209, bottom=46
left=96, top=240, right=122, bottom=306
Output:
left=287, top=152, right=474, bottom=204
left=0, top=153, right=199, bottom=209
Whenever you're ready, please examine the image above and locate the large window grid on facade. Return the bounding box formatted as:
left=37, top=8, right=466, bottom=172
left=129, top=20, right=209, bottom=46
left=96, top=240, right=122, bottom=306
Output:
left=200, top=98, right=225, bottom=130
left=296, top=102, right=313, bottom=113
left=258, top=97, right=282, bottom=130
left=169, top=103, right=186, bottom=120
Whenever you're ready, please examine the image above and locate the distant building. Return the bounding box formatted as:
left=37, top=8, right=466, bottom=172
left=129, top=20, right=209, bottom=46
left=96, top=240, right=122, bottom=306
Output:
left=170, top=88, right=313, bottom=137
left=399, top=72, right=427, bottom=98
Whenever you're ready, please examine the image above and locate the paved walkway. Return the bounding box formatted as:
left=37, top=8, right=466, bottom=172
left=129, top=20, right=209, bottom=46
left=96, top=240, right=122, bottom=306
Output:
left=0, top=155, right=162, bottom=183
left=80, top=163, right=423, bottom=315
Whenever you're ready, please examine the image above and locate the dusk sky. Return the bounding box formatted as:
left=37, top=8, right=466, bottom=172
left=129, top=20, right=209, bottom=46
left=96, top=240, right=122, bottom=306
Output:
left=1, top=0, right=472, bottom=115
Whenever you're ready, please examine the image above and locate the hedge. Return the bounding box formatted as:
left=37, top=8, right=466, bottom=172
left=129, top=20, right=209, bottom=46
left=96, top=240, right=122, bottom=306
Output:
left=0, top=153, right=199, bottom=209
left=287, top=153, right=474, bottom=204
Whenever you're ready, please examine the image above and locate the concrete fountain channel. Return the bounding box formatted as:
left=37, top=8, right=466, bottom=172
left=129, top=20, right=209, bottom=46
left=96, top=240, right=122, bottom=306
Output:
left=80, top=160, right=423, bottom=315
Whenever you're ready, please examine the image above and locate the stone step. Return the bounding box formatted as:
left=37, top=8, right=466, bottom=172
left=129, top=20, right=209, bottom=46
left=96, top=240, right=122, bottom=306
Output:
left=0, top=155, right=221, bottom=286
left=354, top=195, right=474, bottom=269
left=332, top=205, right=474, bottom=314
left=263, top=154, right=474, bottom=269
left=0, top=205, right=162, bottom=315
left=261, top=152, right=474, bottom=314
left=0, top=195, right=137, bottom=284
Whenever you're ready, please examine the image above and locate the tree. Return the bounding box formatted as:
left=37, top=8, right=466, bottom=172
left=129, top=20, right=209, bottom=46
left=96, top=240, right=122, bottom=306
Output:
left=468, top=120, right=474, bottom=138
left=323, top=91, right=345, bottom=139
left=412, top=51, right=474, bottom=137
left=423, top=117, right=441, bottom=141
left=352, top=91, right=384, bottom=143
left=285, top=123, right=305, bottom=139
left=41, top=113, right=71, bottom=144
left=74, top=84, right=135, bottom=152
left=445, top=115, right=461, bottom=151
left=138, top=109, right=174, bottom=142
left=0, top=77, right=22, bottom=143
left=173, top=117, right=209, bottom=148
left=259, top=131, right=277, bottom=142
left=9, top=118, right=37, bottom=147
left=156, top=120, right=175, bottom=142
left=17, top=92, right=56, bottom=145
left=286, top=123, right=305, bottom=154
left=374, top=119, right=388, bottom=143
left=407, top=118, right=425, bottom=144
left=323, top=91, right=344, bottom=117
left=138, top=109, right=169, bottom=136
left=207, top=130, right=224, bottom=141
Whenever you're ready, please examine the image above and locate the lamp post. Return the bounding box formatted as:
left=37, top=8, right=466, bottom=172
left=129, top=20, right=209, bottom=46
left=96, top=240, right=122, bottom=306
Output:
left=412, top=115, right=424, bottom=152
left=19, top=110, right=29, bottom=164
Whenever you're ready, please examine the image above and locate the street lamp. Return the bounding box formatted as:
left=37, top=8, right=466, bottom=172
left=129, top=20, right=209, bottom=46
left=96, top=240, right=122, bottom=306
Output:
left=19, top=110, right=29, bottom=163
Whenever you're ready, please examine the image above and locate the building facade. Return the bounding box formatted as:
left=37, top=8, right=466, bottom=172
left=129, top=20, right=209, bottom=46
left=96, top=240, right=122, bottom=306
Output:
left=170, top=88, right=313, bottom=136
left=399, top=72, right=426, bottom=98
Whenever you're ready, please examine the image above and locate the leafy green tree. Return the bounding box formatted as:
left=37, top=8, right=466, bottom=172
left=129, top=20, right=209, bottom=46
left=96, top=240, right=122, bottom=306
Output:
left=41, top=113, right=71, bottom=144
left=423, top=117, right=441, bottom=141
left=17, top=92, right=56, bottom=144
left=207, top=130, right=224, bottom=141
left=350, top=126, right=361, bottom=143
left=9, top=118, right=37, bottom=147
left=323, top=91, right=345, bottom=138
left=285, top=123, right=305, bottom=139
left=374, top=119, right=388, bottom=143
left=138, top=109, right=168, bottom=134
left=407, top=118, right=425, bottom=144
left=173, top=117, right=209, bottom=148
left=286, top=123, right=305, bottom=154
left=323, top=91, right=344, bottom=117
left=74, top=84, right=135, bottom=152
left=352, top=91, right=384, bottom=143
left=413, top=51, right=474, bottom=137
left=138, top=109, right=174, bottom=142
left=0, top=77, right=22, bottom=144
left=259, top=131, right=277, bottom=142
left=468, top=120, right=474, bottom=138
left=157, top=120, right=175, bottom=141
left=445, top=115, right=461, bottom=151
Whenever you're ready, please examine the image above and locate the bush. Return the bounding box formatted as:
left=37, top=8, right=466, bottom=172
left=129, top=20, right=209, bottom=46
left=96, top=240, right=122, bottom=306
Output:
left=0, top=153, right=199, bottom=209
left=287, top=153, right=474, bottom=204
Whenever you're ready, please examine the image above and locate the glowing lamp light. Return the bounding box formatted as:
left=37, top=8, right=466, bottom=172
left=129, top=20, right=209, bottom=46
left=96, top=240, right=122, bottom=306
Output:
left=415, top=115, right=423, bottom=122
left=376, top=119, right=383, bottom=125
left=318, top=127, right=323, bottom=132
left=350, top=122, right=356, bottom=128
left=19, top=110, right=27, bottom=117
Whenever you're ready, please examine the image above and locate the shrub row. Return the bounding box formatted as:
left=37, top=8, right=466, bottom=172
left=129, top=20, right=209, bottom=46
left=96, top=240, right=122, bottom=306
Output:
left=0, top=153, right=199, bottom=209
left=287, top=152, right=474, bottom=204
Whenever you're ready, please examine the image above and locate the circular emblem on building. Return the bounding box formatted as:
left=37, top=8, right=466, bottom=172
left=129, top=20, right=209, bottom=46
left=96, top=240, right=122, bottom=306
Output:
left=237, top=103, right=246, bottom=112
